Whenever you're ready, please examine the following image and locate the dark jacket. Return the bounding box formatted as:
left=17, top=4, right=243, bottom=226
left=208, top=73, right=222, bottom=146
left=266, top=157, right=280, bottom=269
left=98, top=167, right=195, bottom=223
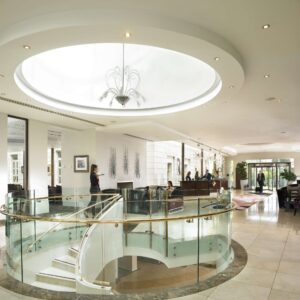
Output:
left=90, top=172, right=100, bottom=193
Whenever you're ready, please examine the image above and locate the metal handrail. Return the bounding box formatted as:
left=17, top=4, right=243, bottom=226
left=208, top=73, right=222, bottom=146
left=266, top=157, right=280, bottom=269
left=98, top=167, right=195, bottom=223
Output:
left=26, top=194, right=120, bottom=253
left=0, top=202, right=236, bottom=225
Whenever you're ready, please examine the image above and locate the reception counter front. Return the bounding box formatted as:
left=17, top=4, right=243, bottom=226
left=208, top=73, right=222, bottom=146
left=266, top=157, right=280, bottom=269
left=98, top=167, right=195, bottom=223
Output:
left=180, top=179, right=228, bottom=196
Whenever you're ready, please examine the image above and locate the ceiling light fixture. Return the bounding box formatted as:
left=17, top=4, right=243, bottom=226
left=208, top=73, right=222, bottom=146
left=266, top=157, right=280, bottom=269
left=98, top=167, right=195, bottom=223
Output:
left=262, top=24, right=271, bottom=29
left=228, top=85, right=235, bottom=89
left=265, top=97, right=282, bottom=103
left=23, top=45, right=31, bottom=50
left=214, top=57, right=220, bottom=61
left=125, top=32, right=131, bottom=38
left=264, top=74, right=270, bottom=78
left=99, top=43, right=145, bottom=107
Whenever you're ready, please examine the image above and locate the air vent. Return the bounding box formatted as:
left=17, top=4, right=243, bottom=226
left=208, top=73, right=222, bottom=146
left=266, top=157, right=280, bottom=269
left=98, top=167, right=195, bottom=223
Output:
left=0, top=96, right=105, bottom=127
left=123, top=134, right=153, bottom=142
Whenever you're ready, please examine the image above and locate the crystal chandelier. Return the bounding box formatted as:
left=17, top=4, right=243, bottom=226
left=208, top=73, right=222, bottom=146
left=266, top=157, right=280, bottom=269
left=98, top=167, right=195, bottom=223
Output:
left=99, top=44, right=145, bottom=107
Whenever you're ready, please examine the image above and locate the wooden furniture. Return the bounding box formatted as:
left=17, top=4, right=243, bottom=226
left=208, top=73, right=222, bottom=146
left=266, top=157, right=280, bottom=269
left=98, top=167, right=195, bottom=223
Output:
left=287, top=185, right=300, bottom=215
left=180, top=179, right=228, bottom=196
left=180, top=181, right=209, bottom=196
left=209, top=179, right=228, bottom=190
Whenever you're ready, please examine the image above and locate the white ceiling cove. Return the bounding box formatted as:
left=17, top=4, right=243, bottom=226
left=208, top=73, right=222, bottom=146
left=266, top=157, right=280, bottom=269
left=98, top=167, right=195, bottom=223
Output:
left=0, top=0, right=299, bottom=154
left=16, top=43, right=221, bottom=115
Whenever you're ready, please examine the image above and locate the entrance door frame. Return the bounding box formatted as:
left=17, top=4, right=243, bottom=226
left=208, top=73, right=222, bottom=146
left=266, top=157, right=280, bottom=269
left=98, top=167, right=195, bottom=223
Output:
left=248, top=162, right=291, bottom=190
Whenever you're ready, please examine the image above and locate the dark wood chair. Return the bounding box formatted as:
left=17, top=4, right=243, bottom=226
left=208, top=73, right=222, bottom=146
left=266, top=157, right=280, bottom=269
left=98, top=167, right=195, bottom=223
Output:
left=287, top=185, right=300, bottom=215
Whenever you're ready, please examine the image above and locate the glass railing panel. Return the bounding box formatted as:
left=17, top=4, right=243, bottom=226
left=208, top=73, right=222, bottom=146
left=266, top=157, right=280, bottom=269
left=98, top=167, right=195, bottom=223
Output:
left=1, top=187, right=236, bottom=295
left=5, top=215, right=22, bottom=281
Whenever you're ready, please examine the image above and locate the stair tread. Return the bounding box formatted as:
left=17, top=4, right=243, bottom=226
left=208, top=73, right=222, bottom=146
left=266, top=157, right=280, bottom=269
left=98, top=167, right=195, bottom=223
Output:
left=39, top=267, right=76, bottom=280
left=71, top=245, right=79, bottom=252
left=32, top=281, right=75, bottom=292
left=55, top=255, right=76, bottom=265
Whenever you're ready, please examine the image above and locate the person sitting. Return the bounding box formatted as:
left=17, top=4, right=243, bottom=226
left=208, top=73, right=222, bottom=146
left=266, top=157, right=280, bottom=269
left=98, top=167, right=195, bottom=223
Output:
left=185, top=171, right=192, bottom=181
left=167, top=180, right=174, bottom=197
left=201, top=169, right=212, bottom=181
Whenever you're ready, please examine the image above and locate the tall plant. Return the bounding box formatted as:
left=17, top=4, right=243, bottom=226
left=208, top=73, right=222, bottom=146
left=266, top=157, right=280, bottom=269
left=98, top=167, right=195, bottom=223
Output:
left=236, top=161, right=248, bottom=180
left=280, top=169, right=296, bottom=182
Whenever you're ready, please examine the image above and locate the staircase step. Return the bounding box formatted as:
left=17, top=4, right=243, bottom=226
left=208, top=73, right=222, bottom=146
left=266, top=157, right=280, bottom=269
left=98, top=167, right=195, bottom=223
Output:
left=31, top=280, right=75, bottom=292
left=57, top=254, right=76, bottom=265
left=52, top=256, right=76, bottom=273
left=36, top=267, right=76, bottom=288
left=68, top=247, right=79, bottom=258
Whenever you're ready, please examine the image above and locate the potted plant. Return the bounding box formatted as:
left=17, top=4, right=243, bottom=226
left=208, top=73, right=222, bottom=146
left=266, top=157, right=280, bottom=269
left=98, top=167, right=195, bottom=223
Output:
left=236, top=161, right=248, bottom=190
left=280, top=169, right=297, bottom=184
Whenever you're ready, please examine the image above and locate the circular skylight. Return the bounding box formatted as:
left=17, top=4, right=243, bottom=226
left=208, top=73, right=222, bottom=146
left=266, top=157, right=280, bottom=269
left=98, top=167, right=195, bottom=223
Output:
left=15, top=43, right=222, bottom=116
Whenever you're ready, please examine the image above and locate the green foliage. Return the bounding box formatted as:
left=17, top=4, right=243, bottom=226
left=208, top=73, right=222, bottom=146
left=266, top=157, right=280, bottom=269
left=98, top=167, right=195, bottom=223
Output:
left=236, top=161, right=248, bottom=180
left=280, top=169, right=297, bottom=182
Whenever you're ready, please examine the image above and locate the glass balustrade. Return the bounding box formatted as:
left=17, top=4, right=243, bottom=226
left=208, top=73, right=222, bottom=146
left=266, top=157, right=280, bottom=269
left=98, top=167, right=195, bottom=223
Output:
left=1, top=187, right=235, bottom=297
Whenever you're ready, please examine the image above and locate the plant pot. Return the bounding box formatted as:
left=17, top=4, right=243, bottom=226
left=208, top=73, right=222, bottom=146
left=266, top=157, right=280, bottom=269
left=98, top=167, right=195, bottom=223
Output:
left=240, top=179, right=248, bottom=190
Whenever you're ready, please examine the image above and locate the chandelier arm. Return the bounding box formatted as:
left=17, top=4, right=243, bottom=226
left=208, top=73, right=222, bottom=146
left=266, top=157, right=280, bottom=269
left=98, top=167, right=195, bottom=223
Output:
left=99, top=88, right=118, bottom=101
left=123, top=66, right=130, bottom=95
left=106, top=87, right=119, bottom=95
left=127, top=71, right=140, bottom=87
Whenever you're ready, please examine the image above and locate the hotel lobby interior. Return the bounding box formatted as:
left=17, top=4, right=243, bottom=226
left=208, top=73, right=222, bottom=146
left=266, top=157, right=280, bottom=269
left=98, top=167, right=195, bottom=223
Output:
left=1, top=1, right=300, bottom=299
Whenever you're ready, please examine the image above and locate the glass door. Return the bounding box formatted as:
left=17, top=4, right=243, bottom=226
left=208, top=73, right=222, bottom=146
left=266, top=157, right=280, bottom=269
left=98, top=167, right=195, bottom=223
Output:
left=248, top=162, right=291, bottom=191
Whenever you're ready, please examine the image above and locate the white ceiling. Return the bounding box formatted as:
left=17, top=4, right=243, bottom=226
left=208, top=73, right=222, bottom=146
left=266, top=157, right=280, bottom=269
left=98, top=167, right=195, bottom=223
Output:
left=0, top=0, right=299, bottom=155
left=17, top=43, right=220, bottom=114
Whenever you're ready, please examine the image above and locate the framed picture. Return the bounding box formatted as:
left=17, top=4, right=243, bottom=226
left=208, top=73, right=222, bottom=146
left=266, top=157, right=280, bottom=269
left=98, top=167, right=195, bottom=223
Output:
left=74, top=155, right=89, bottom=173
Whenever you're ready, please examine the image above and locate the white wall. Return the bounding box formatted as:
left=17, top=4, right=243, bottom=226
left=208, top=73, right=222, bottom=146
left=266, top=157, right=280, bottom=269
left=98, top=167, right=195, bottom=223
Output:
left=28, top=120, right=48, bottom=197
left=0, top=113, right=8, bottom=216
left=61, top=128, right=96, bottom=194
left=61, top=129, right=148, bottom=193
left=226, top=152, right=300, bottom=188
left=96, top=132, right=147, bottom=189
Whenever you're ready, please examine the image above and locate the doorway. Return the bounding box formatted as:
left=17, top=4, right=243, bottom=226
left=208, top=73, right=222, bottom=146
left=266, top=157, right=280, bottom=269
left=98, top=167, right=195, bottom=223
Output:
left=7, top=116, right=28, bottom=191
left=248, top=162, right=291, bottom=191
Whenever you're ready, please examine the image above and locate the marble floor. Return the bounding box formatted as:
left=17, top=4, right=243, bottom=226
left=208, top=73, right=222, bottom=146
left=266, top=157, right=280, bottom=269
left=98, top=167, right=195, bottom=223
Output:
left=1, top=192, right=300, bottom=299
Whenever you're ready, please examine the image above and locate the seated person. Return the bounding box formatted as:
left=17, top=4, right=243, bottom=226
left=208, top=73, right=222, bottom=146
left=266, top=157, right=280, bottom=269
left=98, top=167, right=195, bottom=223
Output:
left=185, top=171, right=192, bottom=181
left=201, top=169, right=213, bottom=181
left=167, top=180, right=175, bottom=197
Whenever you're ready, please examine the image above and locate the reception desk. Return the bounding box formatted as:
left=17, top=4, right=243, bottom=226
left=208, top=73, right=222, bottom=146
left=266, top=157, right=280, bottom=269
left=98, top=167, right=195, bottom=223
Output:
left=209, top=179, right=228, bottom=190
left=180, top=179, right=228, bottom=196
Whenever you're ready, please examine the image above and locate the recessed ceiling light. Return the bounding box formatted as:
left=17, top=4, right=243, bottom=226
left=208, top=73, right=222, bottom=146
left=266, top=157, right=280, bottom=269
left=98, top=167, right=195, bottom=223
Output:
left=0, top=74, right=4, bottom=78
left=214, top=57, right=220, bottom=61
left=265, top=97, right=276, bottom=102
left=228, top=85, right=235, bottom=89
left=265, top=97, right=282, bottom=103
left=262, top=24, right=270, bottom=29
left=125, top=32, right=131, bottom=38
left=23, top=45, right=31, bottom=50
left=264, top=74, right=270, bottom=78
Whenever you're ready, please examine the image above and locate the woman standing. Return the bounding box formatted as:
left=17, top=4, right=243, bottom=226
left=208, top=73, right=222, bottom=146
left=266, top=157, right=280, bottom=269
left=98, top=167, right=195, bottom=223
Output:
left=88, top=164, right=101, bottom=217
